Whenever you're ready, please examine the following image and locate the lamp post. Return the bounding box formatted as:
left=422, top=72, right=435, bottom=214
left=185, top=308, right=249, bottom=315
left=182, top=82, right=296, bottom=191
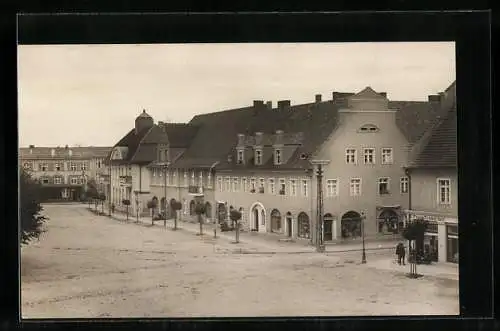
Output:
left=361, top=211, right=367, bottom=264
left=108, top=159, right=112, bottom=216
left=310, top=159, right=330, bottom=253
left=163, top=161, right=170, bottom=227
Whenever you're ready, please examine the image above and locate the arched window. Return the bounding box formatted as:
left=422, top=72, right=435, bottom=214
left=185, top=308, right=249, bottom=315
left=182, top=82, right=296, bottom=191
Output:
left=297, top=212, right=310, bottom=239
left=341, top=211, right=362, bottom=239
left=205, top=202, right=212, bottom=219
left=270, top=209, right=282, bottom=232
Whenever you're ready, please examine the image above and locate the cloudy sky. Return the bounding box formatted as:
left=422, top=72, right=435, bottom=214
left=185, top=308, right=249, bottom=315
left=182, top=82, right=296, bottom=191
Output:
left=18, top=42, right=455, bottom=147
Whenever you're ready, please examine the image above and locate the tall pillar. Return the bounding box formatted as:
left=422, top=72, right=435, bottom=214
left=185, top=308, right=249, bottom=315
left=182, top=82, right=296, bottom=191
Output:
left=438, top=223, right=447, bottom=263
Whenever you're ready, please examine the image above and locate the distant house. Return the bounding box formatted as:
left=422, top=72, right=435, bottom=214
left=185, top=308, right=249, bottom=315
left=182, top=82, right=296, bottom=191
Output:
left=19, top=145, right=111, bottom=201
left=404, top=82, right=458, bottom=263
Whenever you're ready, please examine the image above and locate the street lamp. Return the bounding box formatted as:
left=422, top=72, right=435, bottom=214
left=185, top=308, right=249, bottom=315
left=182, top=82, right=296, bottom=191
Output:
left=310, top=159, right=330, bottom=253
left=361, top=211, right=367, bottom=264
left=163, top=161, right=170, bottom=226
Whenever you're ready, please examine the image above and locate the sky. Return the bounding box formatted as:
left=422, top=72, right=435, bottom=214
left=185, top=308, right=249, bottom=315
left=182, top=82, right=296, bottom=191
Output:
left=18, top=42, right=455, bottom=148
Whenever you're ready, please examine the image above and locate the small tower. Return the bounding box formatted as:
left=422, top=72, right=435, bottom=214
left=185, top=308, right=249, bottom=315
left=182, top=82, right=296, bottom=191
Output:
left=135, top=109, right=154, bottom=134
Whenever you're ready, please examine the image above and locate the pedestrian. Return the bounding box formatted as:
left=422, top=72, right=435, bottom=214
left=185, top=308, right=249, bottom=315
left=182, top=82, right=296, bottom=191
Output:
left=400, top=243, right=406, bottom=265
left=395, top=242, right=405, bottom=265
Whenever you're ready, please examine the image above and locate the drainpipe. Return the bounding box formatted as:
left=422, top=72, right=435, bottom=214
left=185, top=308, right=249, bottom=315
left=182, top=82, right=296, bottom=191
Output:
left=209, top=161, right=220, bottom=225
left=139, top=165, right=142, bottom=218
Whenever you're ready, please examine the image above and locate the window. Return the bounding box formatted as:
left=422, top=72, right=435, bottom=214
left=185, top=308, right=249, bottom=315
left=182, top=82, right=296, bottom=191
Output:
left=225, top=177, right=231, bottom=192
left=302, top=179, right=309, bottom=197
left=166, top=171, right=171, bottom=185
left=242, top=178, right=248, bottom=192
left=55, top=163, right=61, bottom=171
left=350, top=178, right=362, bottom=196
left=359, top=124, right=379, bottom=133
left=279, top=179, right=286, bottom=195
left=70, top=177, right=78, bottom=185
left=378, top=177, right=390, bottom=195
left=363, top=148, right=375, bottom=164
left=346, top=148, right=357, bottom=164
left=275, top=149, right=282, bottom=165
left=437, top=178, right=451, bottom=204
left=255, top=149, right=262, bottom=165
left=259, top=178, right=265, bottom=193
left=81, top=163, right=88, bottom=171
left=381, top=148, right=393, bottom=164
left=250, top=178, right=256, bottom=192
left=23, top=162, right=31, bottom=169
left=217, top=177, right=223, bottom=192
left=70, top=163, right=77, bottom=171
left=237, top=150, right=244, bottom=164
left=199, top=172, right=203, bottom=186
left=268, top=178, right=275, bottom=195
left=191, top=171, right=195, bottom=185
left=42, top=178, right=49, bottom=184
left=97, top=160, right=101, bottom=168
left=41, top=163, right=48, bottom=171
left=400, top=177, right=409, bottom=193
left=54, top=177, right=62, bottom=184
left=207, top=172, right=212, bottom=188
left=233, top=177, right=240, bottom=192
left=183, top=200, right=188, bottom=215
left=153, top=169, right=157, bottom=177
left=290, top=179, right=297, bottom=196
left=326, top=179, right=338, bottom=197
left=183, top=171, right=188, bottom=186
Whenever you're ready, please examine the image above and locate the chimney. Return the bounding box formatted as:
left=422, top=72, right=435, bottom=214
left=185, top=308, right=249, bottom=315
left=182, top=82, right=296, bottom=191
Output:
left=266, top=101, right=272, bottom=110
left=237, top=133, right=245, bottom=146
left=29, top=144, right=35, bottom=149
left=379, top=92, right=387, bottom=98
left=428, top=94, right=441, bottom=103
left=255, top=132, right=264, bottom=146
left=158, top=121, right=166, bottom=133
left=65, top=145, right=69, bottom=149
left=277, top=100, right=291, bottom=110
left=315, top=94, right=322, bottom=103
left=253, top=100, right=265, bottom=108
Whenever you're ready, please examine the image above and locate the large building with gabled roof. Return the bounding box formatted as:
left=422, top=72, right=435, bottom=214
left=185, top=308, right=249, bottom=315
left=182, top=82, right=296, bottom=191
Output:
left=403, top=81, right=457, bottom=263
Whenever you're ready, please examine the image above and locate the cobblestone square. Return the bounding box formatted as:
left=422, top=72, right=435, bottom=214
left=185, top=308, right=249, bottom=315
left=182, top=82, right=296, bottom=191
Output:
left=21, top=204, right=459, bottom=318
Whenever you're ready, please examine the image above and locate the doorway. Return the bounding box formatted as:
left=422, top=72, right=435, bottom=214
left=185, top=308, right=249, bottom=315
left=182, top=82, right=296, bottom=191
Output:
left=286, top=215, right=292, bottom=237
left=324, top=213, right=334, bottom=241
left=253, top=208, right=259, bottom=231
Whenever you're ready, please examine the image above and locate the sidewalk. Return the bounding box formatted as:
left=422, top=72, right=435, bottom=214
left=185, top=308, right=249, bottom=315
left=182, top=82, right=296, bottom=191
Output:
left=90, top=208, right=405, bottom=254
left=366, top=257, right=459, bottom=281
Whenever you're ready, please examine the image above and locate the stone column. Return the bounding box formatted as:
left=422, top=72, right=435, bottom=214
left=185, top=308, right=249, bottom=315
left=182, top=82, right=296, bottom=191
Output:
left=438, top=222, right=447, bottom=263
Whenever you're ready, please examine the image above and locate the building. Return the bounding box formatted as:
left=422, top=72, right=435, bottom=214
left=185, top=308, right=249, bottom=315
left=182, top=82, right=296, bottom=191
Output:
left=404, top=82, right=457, bottom=263
left=19, top=145, right=111, bottom=201
left=104, top=82, right=455, bottom=246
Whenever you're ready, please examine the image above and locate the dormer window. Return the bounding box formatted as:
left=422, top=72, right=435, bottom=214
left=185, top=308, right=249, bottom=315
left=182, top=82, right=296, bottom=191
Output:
left=68, top=149, right=73, bottom=157
left=237, top=149, right=244, bottom=164
left=358, top=124, right=379, bottom=133
left=255, top=149, right=262, bottom=165
left=274, top=149, right=282, bottom=165
left=51, top=149, right=55, bottom=157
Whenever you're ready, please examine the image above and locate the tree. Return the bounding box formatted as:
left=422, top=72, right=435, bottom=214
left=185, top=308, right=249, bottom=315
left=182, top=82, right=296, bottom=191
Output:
left=402, top=218, right=427, bottom=277
left=230, top=208, right=242, bottom=243
left=195, top=202, right=206, bottom=235
left=170, top=199, right=182, bottom=230
left=85, top=179, right=99, bottom=208
left=20, top=169, right=47, bottom=245
left=122, top=199, right=131, bottom=221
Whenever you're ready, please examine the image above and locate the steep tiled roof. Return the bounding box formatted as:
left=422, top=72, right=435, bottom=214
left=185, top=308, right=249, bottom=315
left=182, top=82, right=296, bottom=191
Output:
left=163, top=123, right=199, bottom=148
left=204, top=100, right=344, bottom=171
left=111, top=127, right=152, bottom=163
left=351, top=86, right=385, bottom=99
left=19, top=146, right=112, bottom=160
left=394, top=101, right=442, bottom=144
left=408, top=103, right=457, bottom=168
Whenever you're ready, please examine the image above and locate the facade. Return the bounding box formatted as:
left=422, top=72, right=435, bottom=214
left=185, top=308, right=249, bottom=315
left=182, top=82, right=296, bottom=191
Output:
left=19, top=145, right=111, bottom=201
left=404, top=82, right=457, bottom=263
left=105, top=81, right=456, bottom=248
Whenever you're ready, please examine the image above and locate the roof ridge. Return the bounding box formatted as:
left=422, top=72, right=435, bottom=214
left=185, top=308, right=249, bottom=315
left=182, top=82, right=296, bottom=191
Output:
left=129, top=126, right=155, bottom=162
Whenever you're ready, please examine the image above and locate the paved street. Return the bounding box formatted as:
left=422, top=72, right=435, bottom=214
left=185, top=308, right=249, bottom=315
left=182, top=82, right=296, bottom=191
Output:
left=21, top=204, right=459, bottom=318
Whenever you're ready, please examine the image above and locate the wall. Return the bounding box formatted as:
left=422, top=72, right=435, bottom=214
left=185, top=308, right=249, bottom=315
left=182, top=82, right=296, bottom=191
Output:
left=215, top=170, right=313, bottom=240
left=409, top=168, right=458, bottom=217
left=314, top=107, right=410, bottom=238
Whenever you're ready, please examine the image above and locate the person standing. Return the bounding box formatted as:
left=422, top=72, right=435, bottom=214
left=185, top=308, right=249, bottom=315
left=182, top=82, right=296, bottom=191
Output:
left=396, top=242, right=406, bottom=265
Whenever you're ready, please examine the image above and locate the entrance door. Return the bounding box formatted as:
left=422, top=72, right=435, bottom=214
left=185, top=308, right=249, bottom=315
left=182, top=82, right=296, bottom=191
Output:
left=324, top=220, right=333, bottom=241
left=253, top=208, right=259, bottom=231
left=287, top=217, right=292, bottom=237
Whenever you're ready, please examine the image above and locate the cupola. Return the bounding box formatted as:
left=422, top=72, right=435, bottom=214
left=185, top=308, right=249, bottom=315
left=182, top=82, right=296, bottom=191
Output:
left=135, top=109, right=154, bottom=134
